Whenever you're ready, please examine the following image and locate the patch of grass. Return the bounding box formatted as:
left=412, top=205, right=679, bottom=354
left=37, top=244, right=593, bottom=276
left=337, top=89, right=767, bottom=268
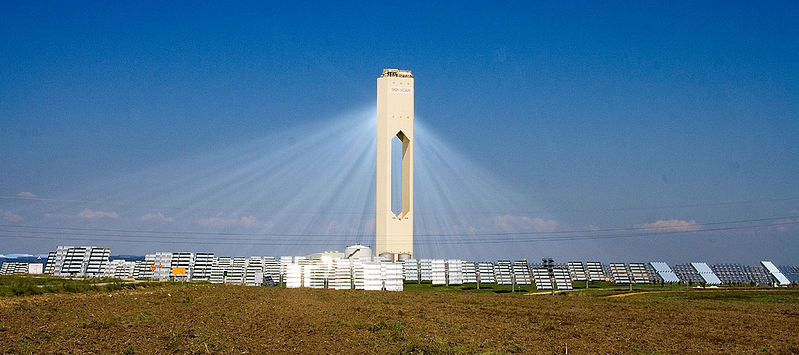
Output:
left=403, top=282, right=532, bottom=294
left=182, top=327, right=229, bottom=352
left=14, top=303, right=34, bottom=311
left=399, top=335, right=472, bottom=354
left=134, top=310, right=155, bottom=323
left=366, top=319, right=404, bottom=333
left=0, top=275, right=182, bottom=297
left=638, top=290, right=799, bottom=303
left=2, top=277, right=44, bottom=296
left=503, top=342, right=523, bottom=353
left=158, top=331, right=186, bottom=351
left=221, top=311, right=237, bottom=319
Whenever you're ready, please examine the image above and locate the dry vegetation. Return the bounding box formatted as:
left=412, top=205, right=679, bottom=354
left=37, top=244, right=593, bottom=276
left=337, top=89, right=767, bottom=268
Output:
left=1, top=282, right=798, bottom=354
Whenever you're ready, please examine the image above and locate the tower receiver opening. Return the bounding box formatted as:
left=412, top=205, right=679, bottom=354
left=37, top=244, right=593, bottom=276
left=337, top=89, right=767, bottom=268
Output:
left=391, top=131, right=411, bottom=219
left=391, top=135, right=403, bottom=217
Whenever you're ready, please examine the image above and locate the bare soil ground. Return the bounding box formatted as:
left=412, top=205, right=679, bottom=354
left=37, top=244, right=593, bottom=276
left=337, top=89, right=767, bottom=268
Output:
left=1, top=283, right=798, bottom=354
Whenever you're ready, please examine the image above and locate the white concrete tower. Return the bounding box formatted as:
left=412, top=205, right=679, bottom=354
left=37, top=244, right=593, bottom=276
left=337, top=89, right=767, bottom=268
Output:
left=376, top=69, right=414, bottom=259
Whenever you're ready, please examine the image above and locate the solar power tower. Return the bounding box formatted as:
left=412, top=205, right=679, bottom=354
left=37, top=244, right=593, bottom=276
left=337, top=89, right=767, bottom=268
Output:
left=376, top=69, right=414, bottom=260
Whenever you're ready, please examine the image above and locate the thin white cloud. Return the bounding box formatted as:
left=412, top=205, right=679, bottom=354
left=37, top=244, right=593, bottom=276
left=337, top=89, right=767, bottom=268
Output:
left=141, top=212, right=174, bottom=223
left=3, top=210, right=23, bottom=222
left=492, top=215, right=557, bottom=233
left=78, top=208, right=119, bottom=219
left=16, top=192, right=36, bottom=199
left=198, top=215, right=259, bottom=228
left=585, top=224, right=601, bottom=231
left=773, top=216, right=799, bottom=232
left=639, top=219, right=701, bottom=232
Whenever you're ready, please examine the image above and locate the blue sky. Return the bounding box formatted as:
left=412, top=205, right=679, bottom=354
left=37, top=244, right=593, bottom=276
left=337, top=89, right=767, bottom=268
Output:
left=1, top=2, right=797, bottom=263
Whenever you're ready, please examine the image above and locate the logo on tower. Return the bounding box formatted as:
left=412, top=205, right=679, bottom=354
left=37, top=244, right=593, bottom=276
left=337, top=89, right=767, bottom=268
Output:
left=390, top=86, right=413, bottom=94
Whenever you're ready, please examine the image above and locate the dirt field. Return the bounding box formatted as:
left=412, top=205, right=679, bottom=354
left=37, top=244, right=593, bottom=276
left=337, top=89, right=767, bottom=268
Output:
left=1, top=283, right=798, bottom=354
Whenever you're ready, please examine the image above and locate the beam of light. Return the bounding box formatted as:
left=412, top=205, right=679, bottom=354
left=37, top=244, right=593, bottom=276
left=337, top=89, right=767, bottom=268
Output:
left=3, top=105, right=570, bottom=260
left=9, top=107, right=793, bottom=262
left=413, top=118, right=553, bottom=260
left=5, top=108, right=376, bottom=256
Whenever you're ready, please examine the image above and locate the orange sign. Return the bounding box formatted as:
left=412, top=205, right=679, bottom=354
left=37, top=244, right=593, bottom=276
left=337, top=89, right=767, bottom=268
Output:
left=171, top=268, right=186, bottom=275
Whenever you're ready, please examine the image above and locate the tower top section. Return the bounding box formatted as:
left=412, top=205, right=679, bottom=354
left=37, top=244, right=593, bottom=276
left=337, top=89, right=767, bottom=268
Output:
left=381, top=69, right=413, bottom=78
